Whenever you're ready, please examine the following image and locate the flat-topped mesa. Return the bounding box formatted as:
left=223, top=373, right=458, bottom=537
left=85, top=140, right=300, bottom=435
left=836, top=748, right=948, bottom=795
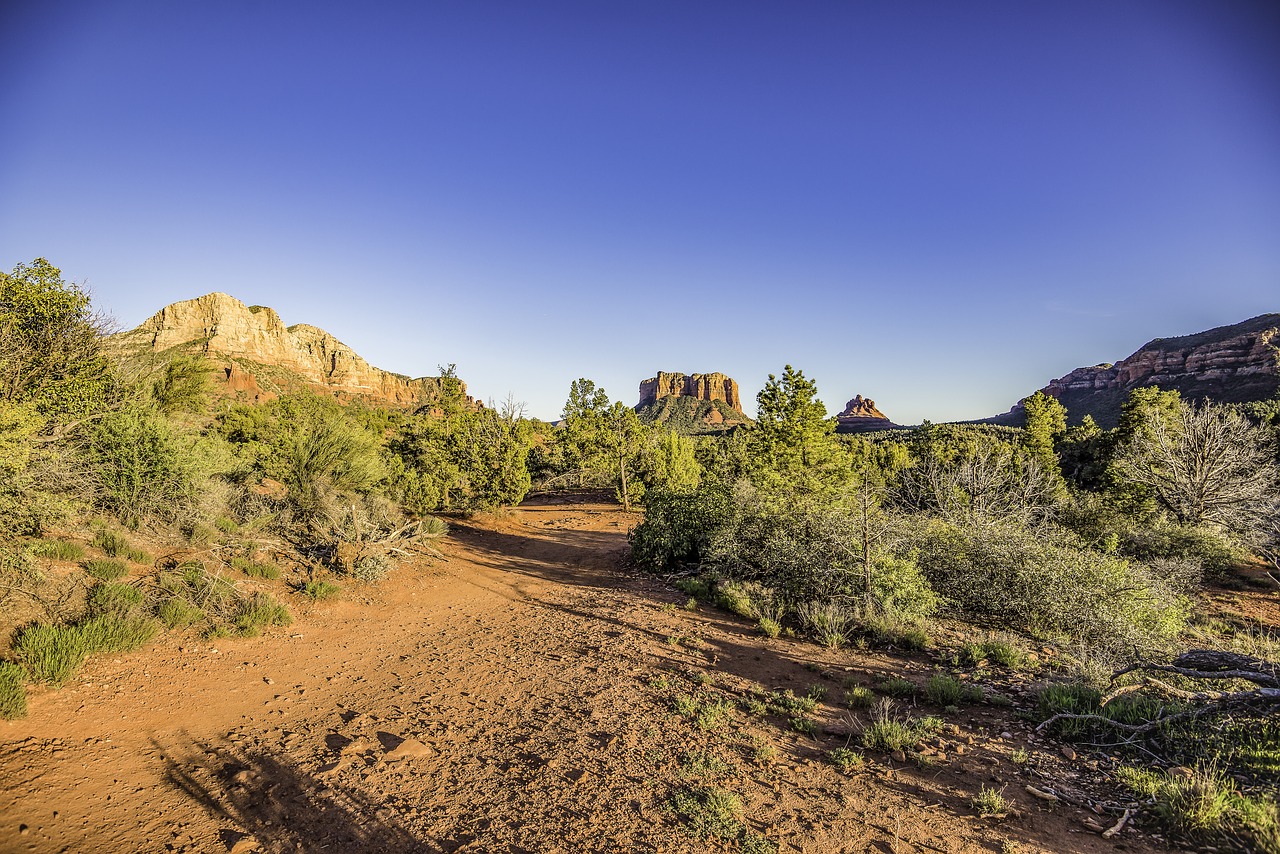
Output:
left=112, top=292, right=472, bottom=407
left=638, top=371, right=742, bottom=412
left=835, top=394, right=898, bottom=433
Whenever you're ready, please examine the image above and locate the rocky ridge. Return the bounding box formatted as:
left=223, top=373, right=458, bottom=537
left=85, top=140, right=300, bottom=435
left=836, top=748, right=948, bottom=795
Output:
left=834, top=395, right=898, bottom=433
left=638, top=371, right=743, bottom=412
left=111, top=292, right=470, bottom=407
left=997, top=313, right=1280, bottom=427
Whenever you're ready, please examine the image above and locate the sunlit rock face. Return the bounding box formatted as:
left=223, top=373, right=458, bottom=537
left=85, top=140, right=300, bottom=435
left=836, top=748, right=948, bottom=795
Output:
left=997, top=314, right=1280, bottom=427
left=113, top=292, right=469, bottom=407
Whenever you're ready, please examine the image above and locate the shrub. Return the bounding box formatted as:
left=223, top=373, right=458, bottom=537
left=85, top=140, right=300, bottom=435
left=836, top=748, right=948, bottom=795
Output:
left=878, top=676, right=916, bottom=698
left=862, top=698, right=938, bottom=752
left=231, top=557, right=281, bottom=580
left=16, top=623, right=89, bottom=685
left=214, top=516, right=239, bottom=534
left=84, top=404, right=201, bottom=526
left=350, top=553, right=392, bottom=583
left=758, top=617, right=781, bottom=638
left=906, top=518, right=1187, bottom=655
left=302, top=580, right=341, bottom=601
left=628, top=484, right=734, bottom=571
left=0, top=662, right=28, bottom=719
left=29, top=539, right=84, bottom=561
left=233, top=593, right=291, bottom=637
left=1118, top=765, right=1279, bottom=848
left=83, top=559, right=127, bottom=581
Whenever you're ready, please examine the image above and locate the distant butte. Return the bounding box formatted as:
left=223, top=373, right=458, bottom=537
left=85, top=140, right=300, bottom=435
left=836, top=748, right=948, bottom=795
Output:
left=835, top=394, right=898, bottom=433
left=635, top=371, right=751, bottom=434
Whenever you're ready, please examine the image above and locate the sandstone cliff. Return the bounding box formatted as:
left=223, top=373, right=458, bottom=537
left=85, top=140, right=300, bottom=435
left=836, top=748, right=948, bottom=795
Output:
left=834, top=394, right=899, bottom=433
left=996, top=314, right=1280, bottom=427
left=638, top=371, right=743, bottom=412
left=635, top=371, right=750, bottom=434
left=111, top=292, right=471, bottom=407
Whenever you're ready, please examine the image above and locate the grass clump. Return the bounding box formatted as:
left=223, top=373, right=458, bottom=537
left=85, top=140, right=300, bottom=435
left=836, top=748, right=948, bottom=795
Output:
left=757, top=617, right=781, bottom=638
left=83, top=559, right=128, bottom=581
left=77, top=614, right=159, bottom=653
left=861, top=698, right=939, bottom=753
left=158, top=598, right=204, bottom=629
left=667, top=785, right=742, bottom=839
left=1116, top=765, right=1279, bottom=848
left=232, top=592, right=291, bottom=637
left=92, top=530, right=131, bottom=558
left=214, top=516, right=239, bottom=534
left=29, top=539, right=85, bottom=561
left=87, top=582, right=144, bottom=615
left=231, top=556, right=281, bottom=580
left=302, top=580, right=341, bottom=601
left=924, top=673, right=983, bottom=707
left=15, top=624, right=89, bottom=685
left=961, top=639, right=1028, bottom=669
left=350, top=553, right=392, bottom=583
left=877, top=676, right=916, bottom=698
left=767, top=689, right=817, bottom=716
left=828, top=747, right=864, bottom=772
left=843, top=686, right=875, bottom=709
left=0, top=662, right=29, bottom=720
left=789, top=716, right=816, bottom=735
left=971, top=785, right=1011, bottom=818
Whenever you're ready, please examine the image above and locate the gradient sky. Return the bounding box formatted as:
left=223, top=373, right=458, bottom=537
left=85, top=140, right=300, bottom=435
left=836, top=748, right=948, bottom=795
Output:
left=2, top=1, right=1278, bottom=423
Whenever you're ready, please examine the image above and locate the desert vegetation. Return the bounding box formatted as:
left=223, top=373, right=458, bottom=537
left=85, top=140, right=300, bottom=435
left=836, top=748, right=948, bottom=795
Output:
left=2, top=258, right=1278, bottom=851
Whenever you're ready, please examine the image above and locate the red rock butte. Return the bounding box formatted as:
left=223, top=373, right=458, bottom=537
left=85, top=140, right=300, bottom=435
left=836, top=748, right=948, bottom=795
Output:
left=638, top=371, right=743, bottom=412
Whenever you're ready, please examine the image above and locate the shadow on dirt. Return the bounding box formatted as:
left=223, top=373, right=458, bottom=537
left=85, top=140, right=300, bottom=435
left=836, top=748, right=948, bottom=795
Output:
left=157, top=737, right=440, bottom=853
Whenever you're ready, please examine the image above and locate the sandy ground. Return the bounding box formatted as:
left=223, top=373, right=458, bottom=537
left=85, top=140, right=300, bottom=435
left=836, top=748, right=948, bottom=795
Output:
left=0, top=497, right=1169, bottom=854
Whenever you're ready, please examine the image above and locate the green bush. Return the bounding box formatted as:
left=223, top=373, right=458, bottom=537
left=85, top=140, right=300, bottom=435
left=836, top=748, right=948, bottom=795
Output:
left=83, top=559, right=128, bottom=581
left=907, top=518, right=1187, bottom=655
left=349, top=553, right=391, bottom=583
left=233, top=592, right=291, bottom=637
left=0, top=662, right=28, bottom=719
left=667, top=786, right=746, bottom=840
left=628, top=484, right=733, bottom=571
left=828, top=747, right=864, bottom=772
left=93, top=529, right=132, bottom=558
left=85, top=404, right=201, bottom=526
left=29, top=539, right=84, bottom=561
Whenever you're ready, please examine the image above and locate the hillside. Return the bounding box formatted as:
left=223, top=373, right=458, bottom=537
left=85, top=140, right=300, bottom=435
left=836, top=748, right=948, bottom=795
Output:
left=109, top=292, right=472, bottom=408
left=993, top=313, right=1280, bottom=427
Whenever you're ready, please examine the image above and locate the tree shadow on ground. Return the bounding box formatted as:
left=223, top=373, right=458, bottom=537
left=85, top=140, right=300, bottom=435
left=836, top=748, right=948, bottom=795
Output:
left=157, top=736, right=440, bottom=853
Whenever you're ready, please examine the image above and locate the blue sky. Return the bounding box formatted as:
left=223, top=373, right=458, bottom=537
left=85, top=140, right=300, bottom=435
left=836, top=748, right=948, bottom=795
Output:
left=2, top=1, right=1277, bottom=422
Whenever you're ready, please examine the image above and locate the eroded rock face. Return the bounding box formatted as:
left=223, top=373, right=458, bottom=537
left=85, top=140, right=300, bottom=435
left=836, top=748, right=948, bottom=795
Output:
left=835, top=394, right=898, bottom=433
left=1001, top=314, right=1280, bottom=427
left=114, top=292, right=470, bottom=407
left=638, top=372, right=743, bottom=412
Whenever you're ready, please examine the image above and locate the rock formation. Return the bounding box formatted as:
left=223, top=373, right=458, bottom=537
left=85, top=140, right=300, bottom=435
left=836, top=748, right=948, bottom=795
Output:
left=111, top=292, right=471, bottom=407
left=834, top=395, right=898, bottom=433
left=638, top=371, right=743, bottom=412
left=996, top=314, right=1280, bottom=427
left=635, top=371, right=750, bottom=433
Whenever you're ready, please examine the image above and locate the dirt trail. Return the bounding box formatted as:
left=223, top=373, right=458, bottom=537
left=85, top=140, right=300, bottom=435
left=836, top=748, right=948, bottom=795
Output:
left=0, top=498, right=1160, bottom=853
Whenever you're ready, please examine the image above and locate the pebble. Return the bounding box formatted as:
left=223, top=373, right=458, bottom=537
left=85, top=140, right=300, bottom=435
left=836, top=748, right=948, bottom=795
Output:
left=384, top=738, right=434, bottom=761
left=890, top=750, right=906, bottom=763
left=1061, top=746, right=1077, bottom=761
left=263, top=677, right=274, bottom=685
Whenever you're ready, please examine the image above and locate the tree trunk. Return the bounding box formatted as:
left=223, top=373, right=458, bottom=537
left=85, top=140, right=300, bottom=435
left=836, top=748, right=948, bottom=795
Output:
left=619, top=453, right=631, bottom=512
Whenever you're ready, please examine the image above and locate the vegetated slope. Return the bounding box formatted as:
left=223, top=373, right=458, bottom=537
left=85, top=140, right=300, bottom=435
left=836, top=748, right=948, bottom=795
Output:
left=992, top=313, right=1280, bottom=427
left=108, top=292, right=471, bottom=408
left=635, top=394, right=751, bottom=434
left=0, top=498, right=1165, bottom=854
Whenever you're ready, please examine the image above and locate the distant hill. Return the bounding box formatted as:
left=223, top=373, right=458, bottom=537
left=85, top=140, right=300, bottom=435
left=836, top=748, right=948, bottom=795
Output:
left=109, top=292, right=472, bottom=408
left=834, top=394, right=900, bottom=434
left=635, top=371, right=751, bottom=434
left=991, top=314, right=1280, bottom=428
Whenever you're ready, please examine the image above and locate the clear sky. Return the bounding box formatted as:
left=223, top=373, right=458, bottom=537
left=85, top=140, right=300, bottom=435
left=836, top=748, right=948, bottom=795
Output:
left=2, top=1, right=1277, bottom=423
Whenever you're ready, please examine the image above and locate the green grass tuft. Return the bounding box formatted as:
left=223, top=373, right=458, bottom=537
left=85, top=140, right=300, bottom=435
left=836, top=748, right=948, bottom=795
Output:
left=29, top=539, right=85, bottom=561
left=0, top=662, right=28, bottom=720
left=16, top=624, right=89, bottom=685
left=83, top=559, right=128, bottom=581
left=231, top=556, right=281, bottom=580
left=302, top=580, right=341, bottom=601
left=233, top=592, right=291, bottom=637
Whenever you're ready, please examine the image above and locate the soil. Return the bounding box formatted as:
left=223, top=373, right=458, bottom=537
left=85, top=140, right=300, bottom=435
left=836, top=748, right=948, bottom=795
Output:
left=0, top=496, right=1174, bottom=854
